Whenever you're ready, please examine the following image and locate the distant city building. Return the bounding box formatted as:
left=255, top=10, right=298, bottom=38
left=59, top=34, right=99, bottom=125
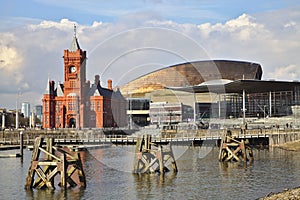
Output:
left=0, top=108, right=22, bottom=129
left=42, top=27, right=127, bottom=129
left=0, top=108, right=6, bottom=130
left=21, top=102, right=30, bottom=118
left=34, top=105, right=43, bottom=122
left=127, top=98, right=150, bottom=127
left=150, top=102, right=193, bottom=125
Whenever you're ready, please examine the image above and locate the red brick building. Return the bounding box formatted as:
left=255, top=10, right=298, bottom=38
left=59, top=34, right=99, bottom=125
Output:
left=42, top=29, right=126, bottom=129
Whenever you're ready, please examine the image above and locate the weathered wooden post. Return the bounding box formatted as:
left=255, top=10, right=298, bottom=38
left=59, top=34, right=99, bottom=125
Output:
left=25, top=136, right=86, bottom=190
left=218, top=130, right=253, bottom=163
left=133, top=135, right=178, bottom=174
left=20, top=130, right=24, bottom=157
left=25, top=136, right=43, bottom=190
left=60, top=153, right=67, bottom=189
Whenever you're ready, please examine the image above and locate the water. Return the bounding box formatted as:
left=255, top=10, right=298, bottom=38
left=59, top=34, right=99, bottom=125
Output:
left=0, top=146, right=300, bottom=200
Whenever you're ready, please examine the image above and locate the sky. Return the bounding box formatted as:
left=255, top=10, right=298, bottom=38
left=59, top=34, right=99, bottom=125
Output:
left=0, top=0, right=300, bottom=110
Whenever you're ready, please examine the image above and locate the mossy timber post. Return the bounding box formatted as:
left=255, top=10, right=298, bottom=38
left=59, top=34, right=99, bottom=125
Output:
left=24, top=136, right=86, bottom=190
left=133, top=135, right=178, bottom=174
left=218, top=130, right=253, bottom=163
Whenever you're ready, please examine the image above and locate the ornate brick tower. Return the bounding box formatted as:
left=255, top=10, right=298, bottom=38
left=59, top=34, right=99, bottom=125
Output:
left=62, top=26, right=88, bottom=128
left=42, top=26, right=127, bottom=129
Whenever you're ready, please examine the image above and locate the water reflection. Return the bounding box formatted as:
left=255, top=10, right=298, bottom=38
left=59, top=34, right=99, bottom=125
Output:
left=1, top=147, right=300, bottom=199
left=25, top=187, right=86, bottom=200
left=133, top=173, right=177, bottom=200
left=219, top=159, right=253, bottom=172
left=134, top=173, right=177, bottom=188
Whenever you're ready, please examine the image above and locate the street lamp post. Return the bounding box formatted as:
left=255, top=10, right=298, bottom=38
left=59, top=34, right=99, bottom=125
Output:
left=169, top=110, right=173, bottom=126
left=16, top=94, right=19, bottom=129
left=15, top=90, right=22, bottom=129
left=264, top=105, right=267, bottom=123
left=242, top=89, right=246, bottom=125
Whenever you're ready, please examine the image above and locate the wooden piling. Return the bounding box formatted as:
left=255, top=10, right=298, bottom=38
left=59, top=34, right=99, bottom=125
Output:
left=133, top=135, right=177, bottom=174
left=25, top=136, right=86, bottom=190
left=20, top=131, right=24, bottom=157
left=218, top=130, right=253, bottom=163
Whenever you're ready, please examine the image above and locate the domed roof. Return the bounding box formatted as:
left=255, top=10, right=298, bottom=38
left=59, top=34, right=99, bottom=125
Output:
left=120, top=60, right=262, bottom=97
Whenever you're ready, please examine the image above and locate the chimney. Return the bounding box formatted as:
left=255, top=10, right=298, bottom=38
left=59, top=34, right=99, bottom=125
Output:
left=94, top=75, right=100, bottom=86
left=108, top=79, right=112, bottom=90
left=50, top=80, right=55, bottom=95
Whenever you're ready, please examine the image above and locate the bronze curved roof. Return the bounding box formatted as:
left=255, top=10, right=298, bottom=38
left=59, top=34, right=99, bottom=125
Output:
left=120, top=60, right=262, bottom=96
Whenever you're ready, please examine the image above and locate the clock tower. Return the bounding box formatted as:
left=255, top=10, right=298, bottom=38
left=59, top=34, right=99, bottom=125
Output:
left=62, top=25, right=88, bottom=128
left=42, top=26, right=127, bottom=129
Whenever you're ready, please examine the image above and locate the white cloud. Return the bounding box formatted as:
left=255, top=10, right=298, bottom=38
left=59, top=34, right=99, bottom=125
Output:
left=0, top=33, right=21, bottom=70
left=0, top=8, right=300, bottom=109
left=0, top=32, right=26, bottom=93
left=284, top=21, right=296, bottom=28
left=28, top=18, right=76, bottom=31
left=0, top=45, right=22, bottom=72
left=268, top=64, right=300, bottom=80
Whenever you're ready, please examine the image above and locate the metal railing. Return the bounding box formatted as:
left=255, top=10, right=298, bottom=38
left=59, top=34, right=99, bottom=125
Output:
left=1, top=127, right=299, bottom=146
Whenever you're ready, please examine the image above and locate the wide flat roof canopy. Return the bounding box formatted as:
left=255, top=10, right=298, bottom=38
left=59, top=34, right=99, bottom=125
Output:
left=166, top=79, right=300, bottom=94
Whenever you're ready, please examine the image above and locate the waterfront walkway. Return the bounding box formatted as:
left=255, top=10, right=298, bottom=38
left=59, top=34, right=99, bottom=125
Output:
left=1, top=128, right=299, bottom=148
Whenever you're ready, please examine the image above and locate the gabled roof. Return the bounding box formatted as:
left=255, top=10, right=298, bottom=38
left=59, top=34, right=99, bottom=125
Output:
left=44, top=79, right=55, bottom=95
left=98, top=87, right=113, bottom=97
left=88, top=84, right=98, bottom=96
left=56, top=83, right=64, bottom=96
left=93, top=89, right=101, bottom=96
left=88, top=84, right=114, bottom=98
left=44, top=78, right=50, bottom=94
left=112, top=88, right=126, bottom=100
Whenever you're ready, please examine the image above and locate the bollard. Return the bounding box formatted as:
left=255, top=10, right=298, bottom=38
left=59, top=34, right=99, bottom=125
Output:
left=20, top=131, right=24, bottom=157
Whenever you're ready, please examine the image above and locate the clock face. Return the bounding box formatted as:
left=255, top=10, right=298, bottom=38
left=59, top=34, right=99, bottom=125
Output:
left=70, top=66, right=76, bottom=73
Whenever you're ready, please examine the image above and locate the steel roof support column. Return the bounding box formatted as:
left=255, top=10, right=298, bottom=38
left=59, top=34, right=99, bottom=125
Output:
left=269, top=91, right=272, bottom=117
left=1, top=112, right=5, bottom=130
left=194, top=101, right=196, bottom=123
left=218, top=94, right=221, bottom=118
left=242, top=89, right=246, bottom=124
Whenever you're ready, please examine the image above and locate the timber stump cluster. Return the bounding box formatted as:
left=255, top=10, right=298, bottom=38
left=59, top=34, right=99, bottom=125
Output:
left=133, top=135, right=178, bottom=174
left=24, top=136, right=86, bottom=190
left=218, top=130, right=254, bottom=163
